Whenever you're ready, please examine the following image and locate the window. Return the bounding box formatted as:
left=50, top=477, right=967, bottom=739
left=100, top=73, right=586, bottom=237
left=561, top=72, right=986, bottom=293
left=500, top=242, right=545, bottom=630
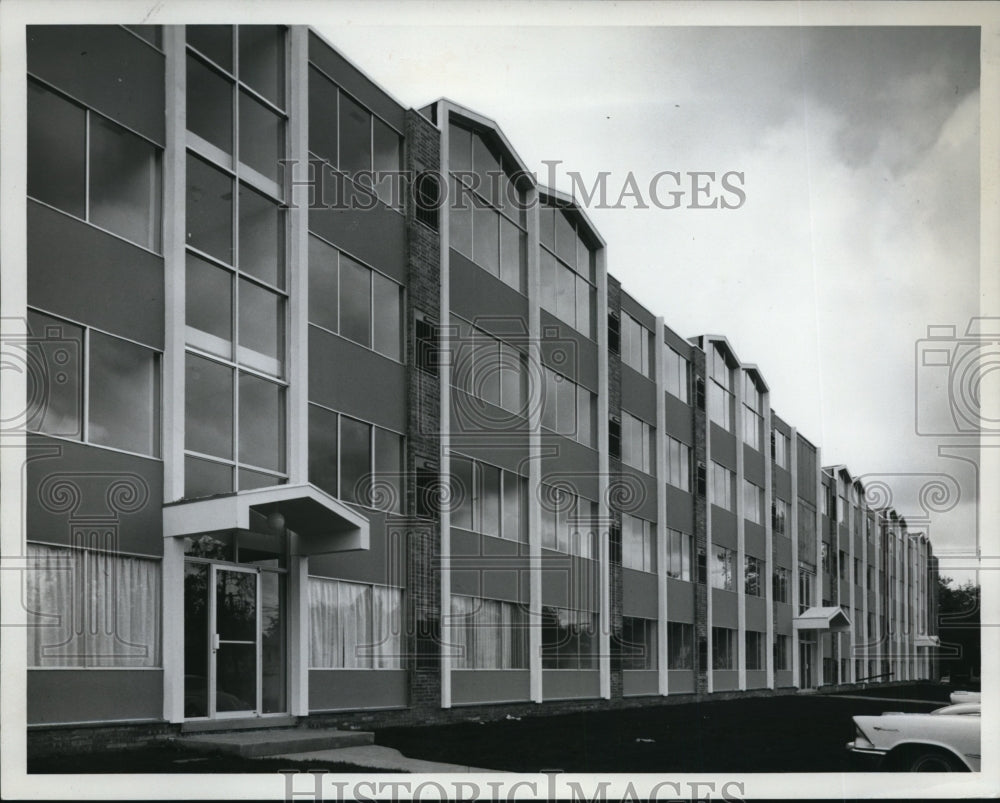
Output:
left=541, top=606, right=597, bottom=669
left=774, top=634, right=790, bottom=670
left=26, top=543, right=161, bottom=667
left=772, top=429, right=790, bottom=469
left=744, top=555, right=764, bottom=596
left=539, top=204, right=596, bottom=337
left=821, top=542, right=832, bottom=574
left=696, top=462, right=707, bottom=497
left=449, top=124, right=526, bottom=292
left=309, top=65, right=402, bottom=207
left=307, top=404, right=403, bottom=513
left=663, top=347, right=689, bottom=403
left=667, top=621, right=694, bottom=669
left=541, top=485, right=596, bottom=558
left=454, top=325, right=527, bottom=416
left=28, top=80, right=162, bottom=251
left=712, top=627, right=737, bottom=670
left=707, top=344, right=734, bottom=431
left=621, top=312, right=653, bottom=378
left=742, top=374, right=763, bottom=450
left=799, top=567, right=815, bottom=613
left=26, top=311, right=160, bottom=456
left=745, top=630, right=765, bottom=670
left=743, top=479, right=764, bottom=524
left=622, top=411, right=655, bottom=474
left=710, top=462, right=735, bottom=511
left=772, top=498, right=789, bottom=536
left=798, top=501, right=817, bottom=565
left=308, top=235, right=402, bottom=361
left=710, top=546, right=736, bottom=591
left=868, top=566, right=876, bottom=590
left=415, top=314, right=438, bottom=375
left=665, top=529, right=693, bottom=581
left=697, top=547, right=707, bottom=585
left=665, top=435, right=691, bottom=491
left=773, top=566, right=790, bottom=603
left=309, top=578, right=403, bottom=668
left=542, top=368, right=596, bottom=448
left=608, top=312, right=621, bottom=354
left=609, top=416, right=621, bottom=460
left=622, top=514, right=656, bottom=573
left=854, top=557, right=862, bottom=585
left=839, top=550, right=848, bottom=580
left=450, top=596, right=527, bottom=669
left=449, top=455, right=526, bottom=541
left=620, top=617, right=658, bottom=670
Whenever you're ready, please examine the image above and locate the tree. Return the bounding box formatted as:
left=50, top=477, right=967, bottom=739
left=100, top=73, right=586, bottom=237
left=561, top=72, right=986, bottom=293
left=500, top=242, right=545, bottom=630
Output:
left=936, top=576, right=980, bottom=684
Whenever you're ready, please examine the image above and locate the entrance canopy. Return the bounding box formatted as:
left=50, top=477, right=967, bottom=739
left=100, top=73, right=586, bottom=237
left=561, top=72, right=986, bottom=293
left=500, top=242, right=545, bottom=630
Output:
left=163, top=483, right=369, bottom=556
left=793, top=606, right=852, bottom=632
left=915, top=635, right=941, bottom=648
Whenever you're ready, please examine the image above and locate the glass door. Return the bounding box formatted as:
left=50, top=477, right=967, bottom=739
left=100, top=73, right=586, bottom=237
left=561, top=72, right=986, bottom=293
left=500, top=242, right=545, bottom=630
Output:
left=799, top=639, right=813, bottom=689
left=211, top=565, right=259, bottom=717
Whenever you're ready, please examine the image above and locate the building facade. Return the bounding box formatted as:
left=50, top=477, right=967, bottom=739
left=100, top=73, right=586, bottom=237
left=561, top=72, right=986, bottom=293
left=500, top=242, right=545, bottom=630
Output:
left=20, top=24, right=938, bottom=739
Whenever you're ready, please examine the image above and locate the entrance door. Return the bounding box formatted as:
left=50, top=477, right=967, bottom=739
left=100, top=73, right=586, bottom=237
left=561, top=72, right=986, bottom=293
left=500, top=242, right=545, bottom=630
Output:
left=211, top=565, right=259, bottom=717
left=799, top=640, right=813, bottom=689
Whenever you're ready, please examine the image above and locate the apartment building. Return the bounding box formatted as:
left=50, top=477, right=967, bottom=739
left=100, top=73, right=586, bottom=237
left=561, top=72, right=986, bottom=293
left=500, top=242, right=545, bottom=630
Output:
left=18, top=24, right=939, bottom=744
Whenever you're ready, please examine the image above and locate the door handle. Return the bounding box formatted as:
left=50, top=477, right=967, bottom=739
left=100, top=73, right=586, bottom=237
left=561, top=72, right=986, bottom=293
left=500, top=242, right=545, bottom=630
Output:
left=213, top=633, right=220, bottom=652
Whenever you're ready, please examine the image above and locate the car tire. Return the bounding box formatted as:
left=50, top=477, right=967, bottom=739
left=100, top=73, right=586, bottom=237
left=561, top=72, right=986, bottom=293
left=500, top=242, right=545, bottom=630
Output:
left=900, top=748, right=967, bottom=772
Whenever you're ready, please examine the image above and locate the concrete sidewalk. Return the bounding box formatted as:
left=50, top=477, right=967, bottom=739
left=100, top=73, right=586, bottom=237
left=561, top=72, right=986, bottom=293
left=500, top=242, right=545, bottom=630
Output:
left=271, top=744, right=501, bottom=773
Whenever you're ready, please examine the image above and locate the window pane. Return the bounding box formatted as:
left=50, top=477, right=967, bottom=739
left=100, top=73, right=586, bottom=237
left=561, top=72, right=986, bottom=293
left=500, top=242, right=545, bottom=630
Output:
left=186, top=54, right=233, bottom=154
left=239, top=90, right=284, bottom=183
left=473, top=134, right=500, bottom=203
left=88, top=332, right=158, bottom=456
left=240, top=467, right=279, bottom=491
left=307, top=404, right=337, bottom=496
left=555, top=209, right=576, bottom=268
left=555, top=374, right=575, bottom=436
left=539, top=249, right=557, bottom=311
left=555, top=263, right=575, bottom=325
left=308, top=67, right=338, bottom=165
left=372, top=117, right=400, bottom=207
left=473, top=207, right=500, bottom=276
left=308, top=236, right=338, bottom=331
left=238, top=279, right=284, bottom=375
left=499, top=344, right=524, bottom=415
left=186, top=154, right=233, bottom=264
left=373, top=428, right=402, bottom=513
left=502, top=472, right=523, bottom=541
left=542, top=369, right=558, bottom=431
left=575, top=277, right=592, bottom=339
left=238, top=184, right=284, bottom=288
left=499, top=216, right=524, bottom=292
left=450, top=181, right=473, bottom=257
left=479, top=463, right=500, bottom=537
left=449, top=124, right=472, bottom=173
left=238, top=25, right=284, bottom=107
left=539, top=206, right=555, bottom=250
left=372, top=273, right=401, bottom=360
left=339, top=416, right=370, bottom=503
left=187, top=25, right=232, bottom=71
left=339, top=255, right=372, bottom=348
left=577, top=386, right=592, bottom=447
left=451, top=455, right=474, bottom=530
left=25, top=311, right=83, bottom=438
left=186, top=253, right=232, bottom=356
left=185, top=354, right=232, bottom=459
left=27, top=82, right=85, bottom=217
left=339, top=92, right=370, bottom=176
left=238, top=373, right=284, bottom=472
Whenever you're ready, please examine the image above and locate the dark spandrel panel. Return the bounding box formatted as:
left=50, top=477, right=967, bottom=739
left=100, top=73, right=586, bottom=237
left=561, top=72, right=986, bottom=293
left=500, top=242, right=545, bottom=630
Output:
left=338, top=91, right=371, bottom=176
left=125, top=25, right=162, bottom=49
left=187, top=54, right=233, bottom=154
left=308, top=66, right=338, bottom=166
left=238, top=183, right=285, bottom=289
left=308, top=403, right=338, bottom=497
left=186, top=252, right=233, bottom=355
left=27, top=81, right=85, bottom=218
left=473, top=207, right=500, bottom=277
left=338, top=255, right=371, bottom=349
left=372, top=272, right=401, bottom=361
left=239, top=89, right=284, bottom=184
left=25, top=310, right=84, bottom=439
left=186, top=154, right=233, bottom=265
left=308, top=235, right=339, bottom=332
left=88, top=331, right=159, bottom=456
left=187, top=24, right=233, bottom=72
left=184, top=455, right=233, bottom=499
left=238, top=373, right=285, bottom=473
left=238, top=25, right=285, bottom=108
left=89, top=115, right=162, bottom=252
left=339, top=415, right=371, bottom=504
left=185, top=352, right=233, bottom=459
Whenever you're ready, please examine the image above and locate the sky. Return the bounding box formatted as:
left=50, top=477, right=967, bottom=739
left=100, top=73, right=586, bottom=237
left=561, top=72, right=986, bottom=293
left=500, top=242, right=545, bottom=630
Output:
left=313, top=17, right=989, bottom=583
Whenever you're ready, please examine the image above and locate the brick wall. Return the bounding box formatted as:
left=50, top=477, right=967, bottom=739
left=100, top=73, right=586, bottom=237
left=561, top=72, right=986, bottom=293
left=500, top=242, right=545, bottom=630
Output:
left=691, top=346, right=709, bottom=694
left=607, top=277, right=624, bottom=699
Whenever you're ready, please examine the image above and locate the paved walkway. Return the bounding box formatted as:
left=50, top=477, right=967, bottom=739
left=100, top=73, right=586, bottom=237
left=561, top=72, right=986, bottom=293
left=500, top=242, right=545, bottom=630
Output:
left=271, top=744, right=501, bottom=773
left=823, top=694, right=944, bottom=705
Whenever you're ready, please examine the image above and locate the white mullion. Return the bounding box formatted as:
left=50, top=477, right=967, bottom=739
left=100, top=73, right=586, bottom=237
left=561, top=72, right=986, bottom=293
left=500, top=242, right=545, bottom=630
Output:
left=84, top=109, right=91, bottom=223
left=81, top=326, right=90, bottom=443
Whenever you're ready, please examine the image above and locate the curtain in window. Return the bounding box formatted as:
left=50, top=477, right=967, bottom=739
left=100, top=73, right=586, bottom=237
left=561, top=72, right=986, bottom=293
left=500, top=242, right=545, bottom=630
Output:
left=309, top=578, right=403, bottom=669
left=371, top=584, right=402, bottom=669
left=451, top=595, right=526, bottom=669
left=26, top=543, right=161, bottom=668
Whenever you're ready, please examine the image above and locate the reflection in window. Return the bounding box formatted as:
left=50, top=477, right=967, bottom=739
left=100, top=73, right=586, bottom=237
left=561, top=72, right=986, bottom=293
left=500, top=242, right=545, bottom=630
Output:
left=187, top=54, right=233, bottom=153
left=187, top=154, right=233, bottom=263
left=451, top=595, right=527, bottom=669
left=238, top=25, right=284, bottom=107
left=663, top=347, right=689, bottom=403
left=238, top=183, right=285, bottom=288
left=668, top=621, right=694, bottom=669
left=620, top=617, right=658, bottom=670
left=539, top=203, right=596, bottom=338
left=541, top=607, right=597, bottom=669
left=186, top=253, right=233, bottom=357
left=88, top=331, right=159, bottom=456
left=712, top=627, right=737, bottom=670
left=238, top=373, right=285, bottom=473
left=25, top=311, right=83, bottom=439
left=185, top=353, right=233, bottom=460
left=622, top=514, right=655, bottom=573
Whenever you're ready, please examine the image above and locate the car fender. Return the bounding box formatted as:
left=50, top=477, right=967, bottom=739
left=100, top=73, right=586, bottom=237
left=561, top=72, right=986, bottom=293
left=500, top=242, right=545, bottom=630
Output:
left=883, top=737, right=978, bottom=771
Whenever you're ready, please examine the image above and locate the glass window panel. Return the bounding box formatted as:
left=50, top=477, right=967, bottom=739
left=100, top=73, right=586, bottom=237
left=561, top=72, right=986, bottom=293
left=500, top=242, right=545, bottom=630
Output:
left=539, top=249, right=557, bottom=312
left=238, top=279, right=284, bottom=375
left=187, top=25, right=232, bottom=71
left=238, top=373, right=284, bottom=472
left=307, top=404, right=338, bottom=496
left=339, top=92, right=370, bottom=176
left=499, top=344, right=524, bottom=415
left=448, top=124, right=472, bottom=173
left=373, top=428, right=403, bottom=513
left=186, top=154, right=233, bottom=264
left=25, top=311, right=83, bottom=438
left=577, top=235, right=595, bottom=283
left=450, top=182, right=473, bottom=257
left=451, top=455, right=474, bottom=530
left=499, top=216, right=524, bottom=292
left=88, top=115, right=162, bottom=251
left=238, top=25, right=284, bottom=107
left=88, top=332, right=158, bottom=456
left=338, top=255, right=372, bottom=348
left=476, top=341, right=501, bottom=406
left=555, top=374, right=575, bottom=436
left=186, top=253, right=232, bottom=356
left=502, top=472, right=523, bottom=541
left=473, top=134, right=501, bottom=204
left=372, top=272, right=401, bottom=360
left=308, top=66, right=338, bottom=165
left=307, top=235, right=338, bottom=331
left=473, top=207, right=500, bottom=276
left=186, top=54, right=233, bottom=154
left=576, top=276, right=592, bottom=339
left=185, top=353, right=232, bottom=459
left=542, top=369, right=558, bottom=432
left=577, top=386, right=592, bottom=447
left=481, top=463, right=500, bottom=538
left=184, top=455, right=232, bottom=498
left=239, top=90, right=284, bottom=183
left=555, top=209, right=576, bottom=268
left=239, top=467, right=279, bottom=491
left=339, top=416, right=370, bottom=504
left=238, top=184, right=284, bottom=288
left=27, top=82, right=85, bottom=217
left=555, top=263, right=575, bottom=325
left=539, top=206, right=556, bottom=250
left=372, top=117, right=401, bottom=207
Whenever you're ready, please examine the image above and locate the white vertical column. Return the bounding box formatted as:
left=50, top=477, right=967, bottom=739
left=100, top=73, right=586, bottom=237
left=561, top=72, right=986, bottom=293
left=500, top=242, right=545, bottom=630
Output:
left=814, top=447, right=823, bottom=687
left=654, top=318, right=668, bottom=696
left=735, top=366, right=746, bottom=692
left=875, top=512, right=883, bottom=678
left=161, top=25, right=186, bottom=724
left=704, top=344, right=714, bottom=694
left=789, top=426, right=800, bottom=688
left=597, top=247, right=610, bottom=701
left=288, top=534, right=309, bottom=715
left=438, top=106, right=452, bottom=710
left=763, top=395, right=774, bottom=690
left=526, top=187, right=542, bottom=704
left=847, top=482, right=856, bottom=683
left=862, top=508, right=869, bottom=680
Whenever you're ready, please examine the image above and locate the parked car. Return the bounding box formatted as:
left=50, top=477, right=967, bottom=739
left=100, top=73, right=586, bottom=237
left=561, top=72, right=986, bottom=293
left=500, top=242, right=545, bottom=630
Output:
left=846, top=704, right=980, bottom=771
left=949, top=690, right=981, bottom=705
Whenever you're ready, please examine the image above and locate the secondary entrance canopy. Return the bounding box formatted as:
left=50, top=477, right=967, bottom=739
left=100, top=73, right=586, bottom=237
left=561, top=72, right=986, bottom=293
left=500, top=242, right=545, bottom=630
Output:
left=793, top=606, right=852, bottom=632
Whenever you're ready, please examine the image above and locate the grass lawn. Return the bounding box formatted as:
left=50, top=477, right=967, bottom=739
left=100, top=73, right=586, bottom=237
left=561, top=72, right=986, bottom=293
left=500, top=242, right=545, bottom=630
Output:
left=375, top=685, right=949, bottom=773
